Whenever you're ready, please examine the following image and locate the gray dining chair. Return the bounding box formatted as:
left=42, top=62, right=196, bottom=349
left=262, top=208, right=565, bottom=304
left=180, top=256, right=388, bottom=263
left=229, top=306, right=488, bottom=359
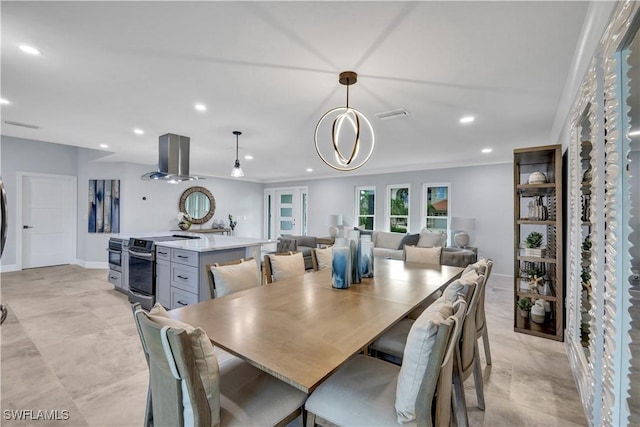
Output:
left=132, top=303, right=307, bottom=426
left=263, top=251, right=306, bottom=284
left=305, top=296, right=467, bottom=427
left=475, top=259, right=494, bottom=365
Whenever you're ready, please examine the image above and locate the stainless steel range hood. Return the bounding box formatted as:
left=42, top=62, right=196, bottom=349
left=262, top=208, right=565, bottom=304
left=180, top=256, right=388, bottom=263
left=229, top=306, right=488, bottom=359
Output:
left=141, top=133, right=203, bottom=183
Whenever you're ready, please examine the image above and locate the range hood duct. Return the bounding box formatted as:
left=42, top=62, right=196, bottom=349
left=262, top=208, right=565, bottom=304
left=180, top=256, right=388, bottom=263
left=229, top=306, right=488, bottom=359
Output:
left=141, top=133, right=203, bottom=183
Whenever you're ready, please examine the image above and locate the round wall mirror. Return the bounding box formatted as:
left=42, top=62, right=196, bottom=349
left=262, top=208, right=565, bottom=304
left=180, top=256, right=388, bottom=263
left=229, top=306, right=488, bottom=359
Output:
left=179, top=186, right=215, bottom=224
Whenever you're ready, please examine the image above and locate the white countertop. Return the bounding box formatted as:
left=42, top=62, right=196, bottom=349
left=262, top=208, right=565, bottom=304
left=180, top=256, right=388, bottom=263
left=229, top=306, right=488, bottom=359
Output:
left=155, top=235, right=269, bottom=252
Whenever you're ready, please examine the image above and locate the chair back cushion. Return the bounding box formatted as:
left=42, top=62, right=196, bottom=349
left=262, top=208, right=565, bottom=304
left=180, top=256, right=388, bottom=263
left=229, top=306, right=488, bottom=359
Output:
left=314, top=246, right=333, bottom=270
left=404, top=245, right=442, bottom=266
left=276, top=237, right=297, bottom=253
left=146, top=304, right=220, bottom=426
left=443, top=270, right=479, bottom=303
left=417, top=229, right=447, bottom=248
left=268, top=252, right=306, bottom=282
left=210, top=258, right=260, bottom=298
left=395, top=298, right=454, bottom=423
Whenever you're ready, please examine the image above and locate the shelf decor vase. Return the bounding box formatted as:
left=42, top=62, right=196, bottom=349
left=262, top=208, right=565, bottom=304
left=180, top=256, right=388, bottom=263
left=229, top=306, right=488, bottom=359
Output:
left=519, top=309, right=530, bottom=319
left=347, top=230, right=361, bottom=284
left=331, top=243, right=351, bottom=289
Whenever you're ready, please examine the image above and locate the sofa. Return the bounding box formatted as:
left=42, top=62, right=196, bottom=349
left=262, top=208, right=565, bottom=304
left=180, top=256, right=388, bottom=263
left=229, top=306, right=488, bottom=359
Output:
left=370, top=230, right=477, bottom=268
left=276, top=235, right=317, bottom=270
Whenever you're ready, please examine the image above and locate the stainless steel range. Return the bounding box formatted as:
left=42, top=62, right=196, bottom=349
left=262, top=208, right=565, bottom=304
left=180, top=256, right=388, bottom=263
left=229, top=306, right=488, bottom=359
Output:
left=127, top=235, right=200, bottom=310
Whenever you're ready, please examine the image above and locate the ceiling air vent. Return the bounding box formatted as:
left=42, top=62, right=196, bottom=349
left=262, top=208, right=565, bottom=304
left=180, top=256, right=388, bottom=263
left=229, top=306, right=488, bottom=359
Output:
left=374, top=109, right=409, bottom=121
left=4, top=120, right=40, bottom=129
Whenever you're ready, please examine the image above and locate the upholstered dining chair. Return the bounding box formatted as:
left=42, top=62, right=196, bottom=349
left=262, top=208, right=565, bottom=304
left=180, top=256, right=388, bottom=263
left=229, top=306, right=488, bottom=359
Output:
left=368, top=270, right=488, bottom=426
left=305, top=296, right=467, bottom=427
left=403, top=246, right=445, bottom=320
left=311, top=246, right=332, bottom=271
left=474, top=259, right=494, bottom=365
left=132, top=303, right=307, bottom=427
left=206, top=257, right=261, bottom=298
left=263, top=251, right=306, bottom=284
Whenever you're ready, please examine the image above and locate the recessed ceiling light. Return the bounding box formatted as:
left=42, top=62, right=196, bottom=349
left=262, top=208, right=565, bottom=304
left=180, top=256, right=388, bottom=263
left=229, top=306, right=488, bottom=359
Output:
left=481, top=148, right=492, bottom=153
left=459, top=115, right=475, bottom=124
left=0, top=98, right=9, bottom=105
left=629, top=129, right=640, bottom=136
left=244, top=155, right=253, bottom=160
left=306, top=168, right=313, bottom=172
left=100, top=144, right=109, bottom=149
left=194, top=103, right=206, bottom=111
left=19, top=45, right=42, bottom=55
left=134, top=128, right=144, bottom=135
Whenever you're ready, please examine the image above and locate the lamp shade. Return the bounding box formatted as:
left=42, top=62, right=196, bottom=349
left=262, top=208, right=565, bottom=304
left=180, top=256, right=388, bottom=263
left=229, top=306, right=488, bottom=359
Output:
left=329, top=214, right=344, bottom=226
left=450, top=217, right=476, bottom=232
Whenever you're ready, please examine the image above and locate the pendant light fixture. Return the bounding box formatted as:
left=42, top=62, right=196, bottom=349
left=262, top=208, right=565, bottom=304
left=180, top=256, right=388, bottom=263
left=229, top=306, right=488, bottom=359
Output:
left=230, top=131, right=244, bottom=178
left=314, top=71, right=375, bottom=171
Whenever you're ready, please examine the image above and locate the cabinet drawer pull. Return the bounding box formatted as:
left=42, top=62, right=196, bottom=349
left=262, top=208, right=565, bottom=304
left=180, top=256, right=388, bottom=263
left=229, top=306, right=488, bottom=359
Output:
left=177, top=300, right=188, bottom=306
left=158, top=251, right=168, bottom=255
left=110, top=276, right=118, bottom=280
left=177, top=275, right=189, bottom=280
left=177, top=255, right=188, bottom=259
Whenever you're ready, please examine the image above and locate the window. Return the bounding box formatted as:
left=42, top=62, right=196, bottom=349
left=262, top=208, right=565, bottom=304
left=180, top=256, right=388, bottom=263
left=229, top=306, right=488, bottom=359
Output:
left=355, top=186, right=375, bottom=230
left=422, top=183, right=450, bottom=236
left=387, top=185, right=410, bottom=233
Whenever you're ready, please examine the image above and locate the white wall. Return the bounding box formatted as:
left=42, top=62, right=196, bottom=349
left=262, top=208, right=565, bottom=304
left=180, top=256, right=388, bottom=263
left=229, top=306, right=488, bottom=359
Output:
left=1, top=136, right=265, bottom=268
left=266, top=163, right=513, bottom=276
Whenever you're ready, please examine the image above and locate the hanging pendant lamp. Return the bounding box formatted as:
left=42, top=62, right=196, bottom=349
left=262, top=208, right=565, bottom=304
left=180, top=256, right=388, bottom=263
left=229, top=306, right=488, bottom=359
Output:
left=314, top=71, right=375, bottom=171
left=230, top=131, right=244, bottom=178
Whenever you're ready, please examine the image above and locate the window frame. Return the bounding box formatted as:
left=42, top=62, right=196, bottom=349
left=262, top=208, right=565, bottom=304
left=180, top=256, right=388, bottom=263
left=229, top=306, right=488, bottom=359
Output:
left=421, top=182, right=451, bottom=243
left=386, top=184, right=410, bottom=233
left=354, top=186, right=376, bottom=231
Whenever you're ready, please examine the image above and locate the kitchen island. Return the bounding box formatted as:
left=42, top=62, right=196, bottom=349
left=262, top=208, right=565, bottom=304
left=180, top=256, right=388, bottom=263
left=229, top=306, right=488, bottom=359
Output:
left=154, top=235, right=268, bottom=309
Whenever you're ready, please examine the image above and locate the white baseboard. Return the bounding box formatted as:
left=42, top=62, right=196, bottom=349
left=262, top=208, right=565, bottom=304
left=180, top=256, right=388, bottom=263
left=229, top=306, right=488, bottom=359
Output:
left=74, top=260, right=109, bottom=269
left=0, top=264, right=20, bottom=273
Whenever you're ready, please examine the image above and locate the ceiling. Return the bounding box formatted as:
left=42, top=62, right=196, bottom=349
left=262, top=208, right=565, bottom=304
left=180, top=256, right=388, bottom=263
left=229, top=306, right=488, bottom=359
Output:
left=1, top=1, right=593, bottom=182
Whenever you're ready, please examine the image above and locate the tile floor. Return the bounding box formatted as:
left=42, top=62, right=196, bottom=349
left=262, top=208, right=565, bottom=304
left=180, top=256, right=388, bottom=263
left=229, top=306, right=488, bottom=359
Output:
left=1, top=265, right=588, bottom=426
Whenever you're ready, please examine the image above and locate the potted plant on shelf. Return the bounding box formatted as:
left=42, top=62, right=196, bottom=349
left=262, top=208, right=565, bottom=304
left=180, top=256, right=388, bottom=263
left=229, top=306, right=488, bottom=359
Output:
left=517, top=298, right=532, bottom=318
left=524, top=231, right=545, bottom=257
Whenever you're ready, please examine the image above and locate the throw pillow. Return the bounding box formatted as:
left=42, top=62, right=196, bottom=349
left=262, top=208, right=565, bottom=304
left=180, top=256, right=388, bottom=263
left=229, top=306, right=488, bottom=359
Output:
left=395, top=298, right=454, bottom=424
left=417, top=230, right=447, bottom=248
left=314, top=247, right=333, bottom=270
left=146, top=303, right=220, bottom=427
left=397, top=233, right=420, bottom=250
left=268, top=252, right=306, bottom=282
left=404, top=245, right=442, bottom=266
left=210, top=258, right=260, bottom=298
left=375, top=231, right=406, bottom=250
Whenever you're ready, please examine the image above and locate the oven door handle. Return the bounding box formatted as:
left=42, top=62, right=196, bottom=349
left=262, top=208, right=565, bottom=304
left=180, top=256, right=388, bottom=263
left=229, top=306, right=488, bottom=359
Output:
left=107, top=249, right=122, bottom=254
left=128, top=249, right=154, bottom=258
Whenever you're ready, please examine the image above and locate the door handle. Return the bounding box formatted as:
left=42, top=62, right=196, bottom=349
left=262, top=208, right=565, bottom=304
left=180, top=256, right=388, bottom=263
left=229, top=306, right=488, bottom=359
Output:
left=23, top=225, right=34, bottom=229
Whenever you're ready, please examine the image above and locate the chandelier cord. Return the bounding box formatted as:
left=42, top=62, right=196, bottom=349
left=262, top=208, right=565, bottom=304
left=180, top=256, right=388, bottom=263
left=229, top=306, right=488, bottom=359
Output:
left=346, top=77, right=350, bottom=109
left=235, top=134, right=239, bottom=162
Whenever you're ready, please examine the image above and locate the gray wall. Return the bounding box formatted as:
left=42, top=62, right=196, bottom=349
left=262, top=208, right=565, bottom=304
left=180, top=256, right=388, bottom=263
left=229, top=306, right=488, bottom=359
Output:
left=266, top=163, right=514, bottom=276
left=0, top=135, right=79, bottom=266
left=1, top=136, right=264, bottom=267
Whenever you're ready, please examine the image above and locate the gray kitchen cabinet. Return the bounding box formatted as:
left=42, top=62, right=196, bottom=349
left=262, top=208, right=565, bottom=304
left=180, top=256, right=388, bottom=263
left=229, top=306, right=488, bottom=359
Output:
left=155, top=245, right=247, bottom=309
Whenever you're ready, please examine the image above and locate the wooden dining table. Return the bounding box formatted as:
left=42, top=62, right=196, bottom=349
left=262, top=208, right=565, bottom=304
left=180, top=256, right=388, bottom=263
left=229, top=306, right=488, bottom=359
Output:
left=168, top=258, right=463, bottom=393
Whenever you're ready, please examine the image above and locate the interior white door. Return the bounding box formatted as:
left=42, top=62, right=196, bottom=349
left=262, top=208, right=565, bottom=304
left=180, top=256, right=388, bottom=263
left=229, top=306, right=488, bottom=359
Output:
left=276, top=190, right=299, bottom=236
left=22, top=175, right=75, bottom=268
